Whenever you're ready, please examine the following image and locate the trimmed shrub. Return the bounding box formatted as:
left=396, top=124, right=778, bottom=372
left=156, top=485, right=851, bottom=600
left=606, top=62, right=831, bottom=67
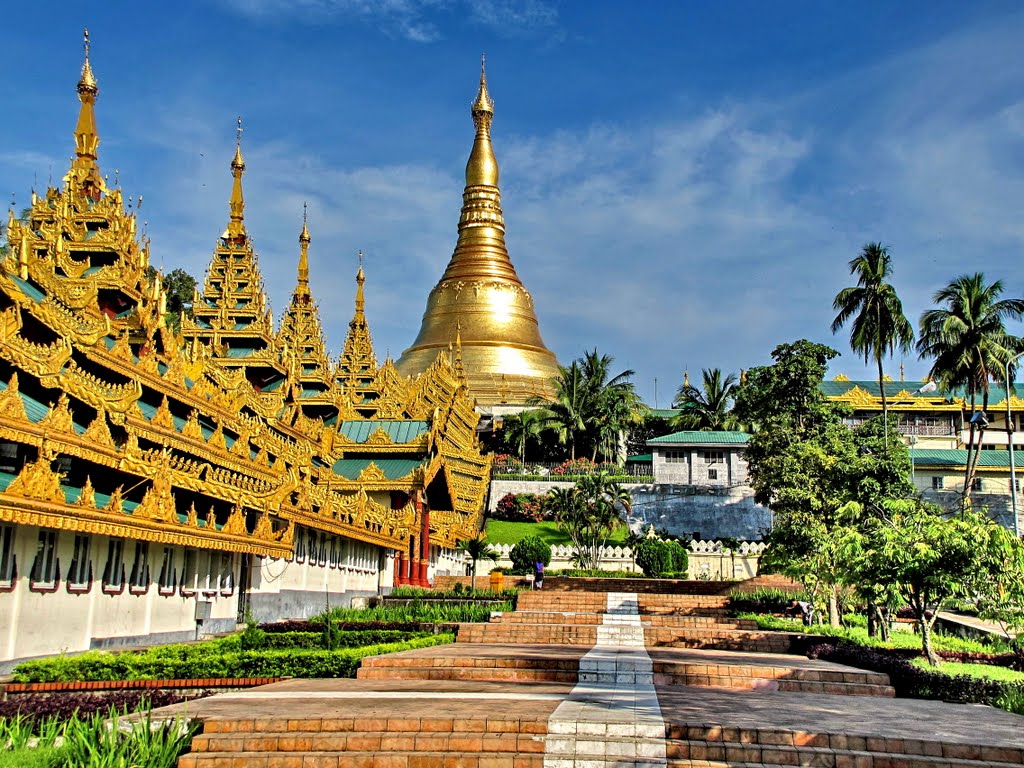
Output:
left=509, top=535, right=552, bottom=574
left=634, top=539, right=688, bottom=578
left=492, top=492, right=546, bottom=522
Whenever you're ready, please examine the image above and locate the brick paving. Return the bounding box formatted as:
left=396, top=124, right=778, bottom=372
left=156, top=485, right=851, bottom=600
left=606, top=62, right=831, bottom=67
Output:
left=167, top=582, right=1024, bottom=767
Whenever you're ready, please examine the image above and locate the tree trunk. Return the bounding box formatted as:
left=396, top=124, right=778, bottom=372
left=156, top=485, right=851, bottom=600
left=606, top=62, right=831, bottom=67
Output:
left=470, top=559, right=477, bottom=595
left=921, top=615, right=940, bottom=666
left=828, top=587, right=840, bottom=628
left=867, top=601, right=877, bottom=638
left=876, top=606, right=891, bottom=642
left=963, top=393, right=979, bottom=506
left=877, top=352, right=889, bottom=447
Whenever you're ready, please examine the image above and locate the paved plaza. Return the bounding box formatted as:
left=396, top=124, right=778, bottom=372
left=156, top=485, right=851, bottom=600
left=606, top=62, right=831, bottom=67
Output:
left=166, top=585, right=1024, bottom=767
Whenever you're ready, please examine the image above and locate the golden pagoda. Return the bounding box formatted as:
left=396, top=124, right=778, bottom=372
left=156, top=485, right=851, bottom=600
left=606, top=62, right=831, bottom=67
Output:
left=396, top=58, right=560, bottom=406
left=0, top=33, right=492, bottom=665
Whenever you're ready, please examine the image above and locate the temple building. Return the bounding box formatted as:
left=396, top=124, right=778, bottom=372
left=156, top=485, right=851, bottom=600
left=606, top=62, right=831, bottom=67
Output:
left=396, top=59, right=560, bottom=409
left=0, top=34, right=490, bottom=669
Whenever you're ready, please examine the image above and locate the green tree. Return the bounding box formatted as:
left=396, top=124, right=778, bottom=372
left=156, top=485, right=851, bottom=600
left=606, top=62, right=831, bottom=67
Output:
left=831, top=243, right=914, bottom=443
left=735, top=340, right=913, bottom=626
left=544, top=472, right=631, bottom=570
left=846, top=499, right=1020, bottom=665
left=163, top=268, right=197, bottom=316
left=532, top=362, right=587, bottom=460
left=509, top=535, right=551, bottom=574
left=916, top=273, right=1024, bottom=503
left=457, top=535, right=498, bottom=594
left=579, top=349, right=646, bottom=462
left=500, top=409, right=546, bottom=464
left=671, top=368, right=739, bottom=431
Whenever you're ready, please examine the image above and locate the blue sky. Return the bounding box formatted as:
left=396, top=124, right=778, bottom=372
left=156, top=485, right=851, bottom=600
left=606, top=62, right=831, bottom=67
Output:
left=3, top=1, right=1024, bottom=406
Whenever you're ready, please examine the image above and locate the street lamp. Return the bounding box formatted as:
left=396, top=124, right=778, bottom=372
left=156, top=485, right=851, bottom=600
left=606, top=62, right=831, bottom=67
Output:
left=1005, top=351, right=1024, bottom=538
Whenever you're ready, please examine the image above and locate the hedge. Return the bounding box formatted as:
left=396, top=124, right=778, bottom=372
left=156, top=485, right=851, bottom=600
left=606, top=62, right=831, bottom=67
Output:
left=807, top=642, right=1024, bottom=705
left=12, top=635, right=454, bottom=683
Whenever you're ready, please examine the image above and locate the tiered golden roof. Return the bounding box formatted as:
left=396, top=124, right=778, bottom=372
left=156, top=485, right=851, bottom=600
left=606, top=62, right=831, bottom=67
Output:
left=0, top=34, right=490, bottom=558
left=396, top=57, right=560, bottom=406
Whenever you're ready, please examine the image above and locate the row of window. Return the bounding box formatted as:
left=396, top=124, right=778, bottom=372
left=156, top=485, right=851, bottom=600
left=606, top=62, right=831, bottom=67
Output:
left=662, top=450, right=727, bottom=465
left=0, top=525, right=234, bottom=596
left=288, top=526, right=379, bottom=572
left=928, top=477, right=1021, bottom=492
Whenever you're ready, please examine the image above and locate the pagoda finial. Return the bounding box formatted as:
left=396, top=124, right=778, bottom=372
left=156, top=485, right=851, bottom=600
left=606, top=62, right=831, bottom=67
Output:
left=684, top=370, right=690, bottom=388
left=70, top=28, right=103, bottom=194
left=471, top=54, right=494, bottom=119
left=355, top=251, right=366, bottom=313
left=297, top=203, right=310, bottom=286
left=466, top=55, right=498, bottom=187
left=226, top=116, right=246, bottom=240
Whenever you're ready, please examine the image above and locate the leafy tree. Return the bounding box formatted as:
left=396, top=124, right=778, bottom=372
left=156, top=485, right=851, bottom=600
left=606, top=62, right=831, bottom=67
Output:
left=845, top=499, right=1022, bottom=665
left=533, top=349, right=646, bottom=462
left=671, top=368, right=740, bottom=431
left=457, top=536, right=498, bottom=594
left=163, top=268, right=197, bottom=316
left=735, top=340, right=913, bottom=626
left=917, top=273, right=1024, bottom=503
left=509, top=535, right=551, bottom=574
left=544, top=472, right=631, bottom=570
left=500, top=409, right=547, bottom=464
left=831, top=243, right=914, bottom=443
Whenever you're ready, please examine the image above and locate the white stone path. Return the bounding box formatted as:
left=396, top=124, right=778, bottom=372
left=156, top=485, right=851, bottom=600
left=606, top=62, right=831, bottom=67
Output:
left=544, top=592, right=668, bottom=768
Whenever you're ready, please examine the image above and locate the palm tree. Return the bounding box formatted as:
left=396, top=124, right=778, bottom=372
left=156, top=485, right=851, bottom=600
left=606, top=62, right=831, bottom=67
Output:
left=531, top=362, right=587, bottom=460
left=917, top=273, right=1024, bottom=503
left=544, top=473, right=631, bottom=570
left=671, top=368, right=739, bottom=431
left=831, top=243, right=915, bottom=442
left=579, top=349, right=646, bottom=462
left=501, top=409, right=546, bottom=464
left=457, top=535, right=499, bottom=594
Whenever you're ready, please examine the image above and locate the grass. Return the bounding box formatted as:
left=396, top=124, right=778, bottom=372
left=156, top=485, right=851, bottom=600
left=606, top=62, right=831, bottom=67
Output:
left=910, top=658, right=1024, bottom=682
left=484, top=520, right=629, bottom=546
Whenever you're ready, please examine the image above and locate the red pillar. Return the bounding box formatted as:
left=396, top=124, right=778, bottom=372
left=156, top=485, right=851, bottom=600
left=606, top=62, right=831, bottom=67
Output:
left=418, top=503, right=431, bottom=586
left=413, top=492, right=429, bottom=586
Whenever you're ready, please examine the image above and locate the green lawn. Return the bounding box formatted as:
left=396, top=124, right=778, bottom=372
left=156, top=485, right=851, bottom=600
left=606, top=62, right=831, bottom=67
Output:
left=484, top=520, right=629, bottom=546
left=911, top=658, right=1024, bottom=682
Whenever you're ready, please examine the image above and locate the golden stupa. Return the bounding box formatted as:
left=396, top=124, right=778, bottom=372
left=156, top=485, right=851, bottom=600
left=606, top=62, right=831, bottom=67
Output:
left=396, top=58, right=560, bottom=406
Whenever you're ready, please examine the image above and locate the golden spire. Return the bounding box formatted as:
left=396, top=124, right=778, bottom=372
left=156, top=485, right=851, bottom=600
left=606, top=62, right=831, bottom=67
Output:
left=337, top=251, right=377, bottom=383
left=71, top=28, right=103, bottom=193
left=297, top=202, right=310, bottom=287
left=395, top=59, right=559, bottom=405
left=684, top=370, right=689, bottom=388
left=225, top=116, right=246, bottom=241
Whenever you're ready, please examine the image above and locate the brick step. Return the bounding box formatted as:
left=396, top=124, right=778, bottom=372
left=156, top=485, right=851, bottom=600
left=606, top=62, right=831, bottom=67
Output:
left=197, top=715, right=546, bottom=735
left=643, top=615, right=759, bottom=630
left=491, top=611, right=603, bottom=624
left=186, top=729, right=546, bottom=755
left=357, top=654, right=578, bottom=683
left=652, top=662, right=893, bottom=696
left=542, top=577, right=736, bottom=594
left=490, top=612, right=749, bottom=628
left=646, top=628, right=794, bottom=653
left=179, top=749, right=545, bottom=767
left=666, top=725, right=1024, bottom=765
left=456, top=623, right=598, bottom=645
left=664, top=742, right=1023, bottom=768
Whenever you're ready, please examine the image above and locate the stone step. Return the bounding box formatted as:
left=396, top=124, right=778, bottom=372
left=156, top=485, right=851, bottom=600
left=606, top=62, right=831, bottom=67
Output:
left=665, top=725, right=1024, bottom=766
left=664, top=742, right=1024, bottom=768
left=196, top=715, right=545, bottom=735
left=357, top=654, right=578, bottom=683
left=646, top=627, right=795, bottom=653
left=517, top=592, right=730, bottom=612
left=456, top=623, right=599, bottom=646
left=179, top=749, right=545, bottom=767
left=651, top=660, right=893, bottom=696
left=643, top=615, right=759, bottom=630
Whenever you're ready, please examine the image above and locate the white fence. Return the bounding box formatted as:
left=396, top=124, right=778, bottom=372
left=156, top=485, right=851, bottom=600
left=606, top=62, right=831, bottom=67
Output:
left=484, top=540, right=767, bottom=581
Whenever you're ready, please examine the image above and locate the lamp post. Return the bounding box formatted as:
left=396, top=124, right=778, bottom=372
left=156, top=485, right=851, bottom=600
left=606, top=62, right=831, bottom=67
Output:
left=1005, top=351, right=1024, bottom=538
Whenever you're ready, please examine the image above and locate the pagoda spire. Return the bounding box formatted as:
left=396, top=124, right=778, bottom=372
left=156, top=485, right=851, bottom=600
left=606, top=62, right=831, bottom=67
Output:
left=225, top=117, right=246, bottom=241
left=70, top=28, right=104, bottom=195
left=336, top=252, right=377, bottom=388
left=297, top=202, right=311, bottom=288
left=395, top=57, right=560, bottom=405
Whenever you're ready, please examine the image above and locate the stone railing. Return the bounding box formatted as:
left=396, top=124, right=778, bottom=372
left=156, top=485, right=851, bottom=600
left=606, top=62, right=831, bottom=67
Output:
left=480, top=540, right=766, bottom=580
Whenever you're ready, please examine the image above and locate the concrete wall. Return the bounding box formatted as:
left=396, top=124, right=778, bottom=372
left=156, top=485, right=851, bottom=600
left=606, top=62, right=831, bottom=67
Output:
left=489, top=480, right=769, bottom=541
left=652, top=447, right=748, bottom=487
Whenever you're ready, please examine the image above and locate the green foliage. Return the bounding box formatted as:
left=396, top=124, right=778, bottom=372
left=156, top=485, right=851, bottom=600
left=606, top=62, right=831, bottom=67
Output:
left=457, top=536, right=500, bottom=591
left=12, top=635, right=454, bottom=683
left=313, top=600, right=510, bottom=624
left=633, top=539, right=688, bottom=578
left=728, top=587, right=808, bottom=614
left=492, top=492, right=546, bottom=522
left=388, top=586, right=518, bottom=599
left=238, top=610, right=267, bottom=651
left=544, top=472, right=631, bottom=570
left=996, top=688, right=1024, bottom=714
left=909, top=658, right=1024, bottom=682
left=917, top=273, right=1024, bottom=500
left=671, top=368, right=740, bottom=430
left=0, top=705, right=197, bottom=768
left=509, top=535, right=551, bottom=573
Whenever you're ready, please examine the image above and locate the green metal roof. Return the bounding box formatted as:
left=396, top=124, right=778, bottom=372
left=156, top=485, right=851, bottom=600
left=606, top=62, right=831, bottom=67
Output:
left=225, top=347, right=256, bottom=358
left=0, top=379, right=87, bottom=435
left=10, top=275, right=45, bottom=303
left=911, top=449, right=1013, bottom=468
left=626, top=454, right=652, bottom=462
left=648, top=430, right=750, bottom=446
left=818, top=380, right=949, bottom=399
left=338, top=420, right=429, bottom=444
left=331, top=458, right=423, bottom=480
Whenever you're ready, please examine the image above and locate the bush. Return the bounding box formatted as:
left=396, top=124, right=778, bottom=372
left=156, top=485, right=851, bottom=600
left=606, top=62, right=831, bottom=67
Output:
left=807, top=642, right=1024, bottom=706
left=634, top=539, right=688, bottom=578
left=12, top=635, right=454, bottom=683
left=509, top=535, right=552, bottom=574
left=492, top=492, right=546, bottom=522
left=0, top=691, right=197, bottom=731
left=728, top=587, right=808, bottom=615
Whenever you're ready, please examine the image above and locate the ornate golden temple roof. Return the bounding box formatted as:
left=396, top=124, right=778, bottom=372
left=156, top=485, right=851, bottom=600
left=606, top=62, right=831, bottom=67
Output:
left=395, top=57, right=560, bottom=407
left=0, top=36, right=491, bottom=555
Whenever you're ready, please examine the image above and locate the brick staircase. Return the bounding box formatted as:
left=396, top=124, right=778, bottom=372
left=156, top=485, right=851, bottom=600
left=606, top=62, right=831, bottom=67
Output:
left=178, top=713, right=550, bottom=767
left=175, top=578, right=1024, bottom=768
